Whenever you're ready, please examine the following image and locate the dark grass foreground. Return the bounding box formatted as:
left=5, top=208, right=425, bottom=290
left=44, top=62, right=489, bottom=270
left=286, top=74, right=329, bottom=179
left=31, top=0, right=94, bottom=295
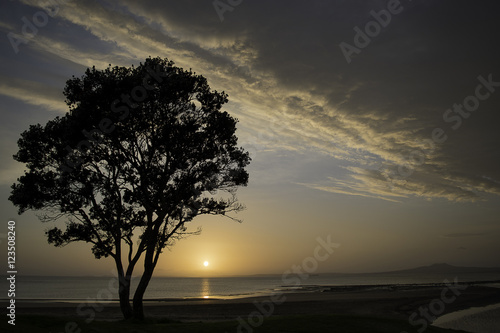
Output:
left=0, top=314, right=470, bottom=333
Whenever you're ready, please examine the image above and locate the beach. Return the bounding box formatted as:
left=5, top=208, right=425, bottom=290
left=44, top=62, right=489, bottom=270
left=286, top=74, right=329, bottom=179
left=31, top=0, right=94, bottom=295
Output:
left=432, top=302, right=500, bottom=333
left=10, top=284, right=500, bottom=332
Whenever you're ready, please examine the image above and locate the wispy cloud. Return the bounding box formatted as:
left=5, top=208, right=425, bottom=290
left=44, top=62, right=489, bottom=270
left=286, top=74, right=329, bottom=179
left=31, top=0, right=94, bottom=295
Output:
left=3, top=0, right=500, bottom=202
left=0, top=76, right=66, bottom=113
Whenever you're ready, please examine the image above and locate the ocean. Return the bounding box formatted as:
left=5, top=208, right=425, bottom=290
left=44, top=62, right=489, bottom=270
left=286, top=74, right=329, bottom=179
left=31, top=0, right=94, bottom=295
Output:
left=2, top=270, right=500, bottom=301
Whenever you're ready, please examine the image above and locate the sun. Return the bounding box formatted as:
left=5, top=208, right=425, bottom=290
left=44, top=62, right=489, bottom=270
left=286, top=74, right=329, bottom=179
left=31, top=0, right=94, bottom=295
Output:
left=203, top=261, right=209, bottom=267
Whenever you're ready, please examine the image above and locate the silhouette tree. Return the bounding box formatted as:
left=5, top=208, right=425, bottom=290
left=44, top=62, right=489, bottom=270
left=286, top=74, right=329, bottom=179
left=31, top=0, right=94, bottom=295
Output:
left=9, top=57, right=250, bottom=320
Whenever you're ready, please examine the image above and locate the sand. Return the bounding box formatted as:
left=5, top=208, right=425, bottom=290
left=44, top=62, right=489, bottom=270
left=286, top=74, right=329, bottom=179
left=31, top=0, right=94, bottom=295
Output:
left=16, top=285, right=500, bottom=328
left=432, top=303, right=500, bottom=333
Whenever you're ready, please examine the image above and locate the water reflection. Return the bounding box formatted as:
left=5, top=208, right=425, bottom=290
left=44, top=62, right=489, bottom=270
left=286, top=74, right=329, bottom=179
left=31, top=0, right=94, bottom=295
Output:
left=201, top=278, right=211, bottom=298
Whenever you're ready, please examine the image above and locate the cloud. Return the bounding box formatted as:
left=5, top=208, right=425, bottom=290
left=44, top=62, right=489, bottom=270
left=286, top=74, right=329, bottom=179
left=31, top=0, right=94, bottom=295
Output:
left=3, top=0, right=500, bottom=202
left=0, top=76, right=67, bottom=113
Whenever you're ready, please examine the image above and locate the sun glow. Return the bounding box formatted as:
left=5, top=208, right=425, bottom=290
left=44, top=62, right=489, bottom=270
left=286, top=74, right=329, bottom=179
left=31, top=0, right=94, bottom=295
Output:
left=203, top=261, right=209, bottom=267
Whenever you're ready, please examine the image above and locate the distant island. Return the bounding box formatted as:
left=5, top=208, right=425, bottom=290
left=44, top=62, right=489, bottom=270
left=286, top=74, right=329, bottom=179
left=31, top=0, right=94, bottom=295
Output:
left=369, top=263, right=500, bottom=275
left=248, top=263, right=500, bottom=277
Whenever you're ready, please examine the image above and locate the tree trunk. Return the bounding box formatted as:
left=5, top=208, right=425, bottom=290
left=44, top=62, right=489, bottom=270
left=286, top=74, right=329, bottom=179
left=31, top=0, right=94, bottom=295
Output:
left=132, top=266, right=154, bottom=320
left=114, top=255, right=134, bottom=320
left=118, top=273, right=133, bottom=319
left=132, top=225, right=163, bottom=320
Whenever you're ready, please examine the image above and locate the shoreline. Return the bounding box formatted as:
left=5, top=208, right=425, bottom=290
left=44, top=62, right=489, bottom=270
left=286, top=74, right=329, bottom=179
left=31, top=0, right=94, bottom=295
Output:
left=13, top=284, right=500, bottom=325
left=8, top=278, right=500, bottom=304
left=432, top=302, right=500, bottom=333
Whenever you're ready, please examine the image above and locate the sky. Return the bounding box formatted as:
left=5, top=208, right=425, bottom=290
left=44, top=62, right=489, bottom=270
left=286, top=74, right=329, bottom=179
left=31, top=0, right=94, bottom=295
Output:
left=1, top=0, right=500, bottom=277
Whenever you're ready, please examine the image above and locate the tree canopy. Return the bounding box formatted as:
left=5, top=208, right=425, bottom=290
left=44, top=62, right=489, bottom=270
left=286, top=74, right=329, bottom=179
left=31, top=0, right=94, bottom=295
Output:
left=9, top=57, right=250, bottom=319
